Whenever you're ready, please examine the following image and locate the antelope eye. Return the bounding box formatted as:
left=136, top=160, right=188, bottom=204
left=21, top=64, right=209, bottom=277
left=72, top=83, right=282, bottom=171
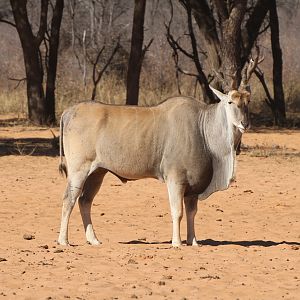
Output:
left=228, top=101, right=233, bottom=104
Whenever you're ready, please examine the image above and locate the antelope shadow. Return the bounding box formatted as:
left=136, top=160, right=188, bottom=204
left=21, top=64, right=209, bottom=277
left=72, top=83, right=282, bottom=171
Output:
left=0, top=137, right=59, bottom=156
left=120, top=239, right=300, bottom=247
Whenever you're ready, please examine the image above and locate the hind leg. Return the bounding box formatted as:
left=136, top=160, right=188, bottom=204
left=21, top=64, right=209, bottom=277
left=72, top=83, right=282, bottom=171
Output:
left=58, top=171, right=88, bottom=246
left=79, top=170, right=107, bottom=245
left=184, top=195, right=198, bottom=246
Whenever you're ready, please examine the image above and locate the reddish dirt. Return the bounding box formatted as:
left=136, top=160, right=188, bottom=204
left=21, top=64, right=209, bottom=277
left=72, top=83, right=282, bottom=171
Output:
left=0, top=117, right=299, bottom=299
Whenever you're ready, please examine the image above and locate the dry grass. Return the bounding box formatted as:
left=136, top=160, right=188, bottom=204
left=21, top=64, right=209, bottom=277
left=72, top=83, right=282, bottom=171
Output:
left=13, top=141, right=37, bottom=156
left=242, top=142, right=300, bottom=158
left=0, top=89, right=27, bottom=115
left=0, top=72, right=299, bottom=124
left=55, top=73, right=197, bottom=115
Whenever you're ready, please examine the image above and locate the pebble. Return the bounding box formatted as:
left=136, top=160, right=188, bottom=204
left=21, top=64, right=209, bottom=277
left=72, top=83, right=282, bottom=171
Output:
left=23, top=234, right=35, bottom=240
left=39, top=245, right=49, bottom=249
left=54, top=249, right=64, bottom=253
left=128, top=258, right=138, bottom=264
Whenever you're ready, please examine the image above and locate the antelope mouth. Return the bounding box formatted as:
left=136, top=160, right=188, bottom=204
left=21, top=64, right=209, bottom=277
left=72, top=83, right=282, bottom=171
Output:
left=238, top=125, right=246, bottom=133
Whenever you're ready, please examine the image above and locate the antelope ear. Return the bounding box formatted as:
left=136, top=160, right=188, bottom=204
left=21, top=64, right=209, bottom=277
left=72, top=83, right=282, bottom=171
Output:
left=209, top=85, right=229, bottom=103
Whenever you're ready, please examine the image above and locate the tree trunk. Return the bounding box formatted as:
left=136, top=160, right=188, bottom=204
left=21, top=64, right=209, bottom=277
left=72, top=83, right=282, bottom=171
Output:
left=10, top=0, right=48, bottom=125
left=25, top=49, right=46, bottom=124
left=219, top=0, right=246, bottom=90
left=270, top=0, right=286, bottom=125
left=190, top=0, right=269, bottom=93
left=126, top=0, right=146, bottom=105
left=45, top=0, right=64, bottom=124
left=10, top=0, right=62, bottom=125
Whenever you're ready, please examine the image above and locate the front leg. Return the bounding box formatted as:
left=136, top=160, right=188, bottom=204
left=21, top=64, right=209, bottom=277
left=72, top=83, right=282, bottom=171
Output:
left=167, top=179, right=185, bottom=247
left=184, top=195, right=198, bottom=246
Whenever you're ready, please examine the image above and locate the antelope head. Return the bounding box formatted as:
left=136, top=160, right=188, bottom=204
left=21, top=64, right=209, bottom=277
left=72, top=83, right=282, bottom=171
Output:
left=210, top=46, right=264, bottom=133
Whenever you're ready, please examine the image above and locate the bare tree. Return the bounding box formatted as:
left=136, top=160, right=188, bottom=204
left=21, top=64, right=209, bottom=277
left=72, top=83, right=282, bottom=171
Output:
left=68, top=0, right=127, bottom=100
left=9, top=0, right=64, bottom=125
left=166, top=0, right=271, bottom=103
left=166, top=0, right=215, bottom=103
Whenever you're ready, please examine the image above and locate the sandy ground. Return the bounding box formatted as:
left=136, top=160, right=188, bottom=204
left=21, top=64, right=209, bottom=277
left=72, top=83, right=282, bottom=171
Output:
left=0, top=117, right=300, bottom=300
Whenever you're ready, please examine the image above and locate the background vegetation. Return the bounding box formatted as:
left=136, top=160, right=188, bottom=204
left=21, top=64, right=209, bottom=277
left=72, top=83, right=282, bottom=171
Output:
left=0, top=0, right=299, bottom=126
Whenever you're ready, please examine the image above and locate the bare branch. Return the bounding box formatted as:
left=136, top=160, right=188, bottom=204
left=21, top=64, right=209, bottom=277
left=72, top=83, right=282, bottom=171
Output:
left=243, top=0, right=269, bottom=66
left=181, top=0, right=203, bottom=71
left=141, top=38, right=154, bottom=60
left=82, top=30, right=87, bottom=93
left=92, top=46, right=105, bottom=84
left=241, top=45, right=264, bottom=89
left=254, top=67, right=274, bottom=109
left=43, top=37, right=49, bottom=73
left=170, top=39, right=182, bottom=95
left=165, top=1, right=194, bottom=58
left=8, top=77, right=27, bottom=90
left=91, top=41, right=120, bottom=100
left=258, top=20, right=270, bottom=35
left=35, top=0, right=49, bottom=46
left=69, top=0, right=76, bottom=49
left=177, top=66, right=198, bottom=78
left=166, top=0, right=214, bottom=102
left=112, top=6, right=127, bottom=24
left=183, top=0, right=215, bottom=102
left=165, top=23, right=194, bottom=59
left=212, top=0, right=229, bottom=21
left=213, top=70, right=228, bottom=89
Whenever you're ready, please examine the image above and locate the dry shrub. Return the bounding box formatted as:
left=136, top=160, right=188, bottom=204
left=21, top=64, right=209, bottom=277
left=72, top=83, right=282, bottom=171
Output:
left=285, top=79, right=300, bottom=113
left=0, top=88, right=27, bottom=116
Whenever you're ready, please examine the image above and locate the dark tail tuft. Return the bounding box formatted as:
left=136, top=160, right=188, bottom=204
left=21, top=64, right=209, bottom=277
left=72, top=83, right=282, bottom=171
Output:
left=59, top=163, right=68, bottom=177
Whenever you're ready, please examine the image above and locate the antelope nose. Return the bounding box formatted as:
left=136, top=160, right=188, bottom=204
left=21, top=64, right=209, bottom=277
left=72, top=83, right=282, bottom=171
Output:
left=241, top=121, right=250, bottom=129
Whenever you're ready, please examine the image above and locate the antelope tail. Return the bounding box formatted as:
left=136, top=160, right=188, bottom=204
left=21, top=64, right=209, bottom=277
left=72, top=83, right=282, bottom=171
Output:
left=59, top=114, right=68, bottom=177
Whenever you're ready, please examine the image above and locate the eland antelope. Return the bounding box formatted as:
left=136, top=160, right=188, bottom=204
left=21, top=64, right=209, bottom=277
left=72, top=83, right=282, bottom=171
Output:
left=57, top=57, right=261, bottom=247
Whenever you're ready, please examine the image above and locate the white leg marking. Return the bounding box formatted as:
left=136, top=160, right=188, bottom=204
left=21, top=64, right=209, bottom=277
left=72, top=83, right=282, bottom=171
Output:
left=79, top=199, right=101, bottom=245
left=184, top=195, right=199, bottom=246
